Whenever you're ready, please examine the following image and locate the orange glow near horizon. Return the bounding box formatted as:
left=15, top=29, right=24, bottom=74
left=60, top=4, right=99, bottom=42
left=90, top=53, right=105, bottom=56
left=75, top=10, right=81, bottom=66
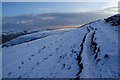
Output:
left=35, top=24, right=83, bottom=29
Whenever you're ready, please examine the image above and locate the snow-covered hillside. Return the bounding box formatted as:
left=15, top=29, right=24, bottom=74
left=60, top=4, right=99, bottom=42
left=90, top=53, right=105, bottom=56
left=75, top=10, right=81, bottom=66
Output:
left=2, top=14, right=119, bottom=78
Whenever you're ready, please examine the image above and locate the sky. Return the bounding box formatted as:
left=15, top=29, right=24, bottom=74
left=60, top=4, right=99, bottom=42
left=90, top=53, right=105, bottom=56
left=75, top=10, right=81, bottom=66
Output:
left=2, top=2, right=116, bottom=16
left=2, top=2, right=118, bottom=31
left=2, top=0, right=119, bottom=2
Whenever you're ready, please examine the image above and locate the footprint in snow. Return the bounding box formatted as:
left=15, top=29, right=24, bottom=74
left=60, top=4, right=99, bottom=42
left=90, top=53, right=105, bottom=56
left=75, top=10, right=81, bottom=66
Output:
left=42, top=46, right=46, bottom=49
left=63, top=64, right=66, bottom=68
left=18, top=76, right=21, bottom=79
left=36, top=62, right=40, bottom=65
left=68, top=67, right=71, bottom=70
left=58, top=60, right=60, bottom=63
left=8, top=72, right=11, bottom=76
left=18, top=66, right=21, bottom=69
left=32, top=67, right=34, bottom=70
left=21, top=62, right=24, bottom=64
left=96, top=59, right=101, bottom=63
left=38, top=50, right=41, bottom=53
left=56, top=48, right=59, bottom=50
left=31, top=54, right=35, bottom=57
left=29, top=58, right=31, bottom=60
left=44, top=57, right=48, bottom=60
left=50, top=73, right=53, bottom=76
left=49, top=54, right=52, bottom=56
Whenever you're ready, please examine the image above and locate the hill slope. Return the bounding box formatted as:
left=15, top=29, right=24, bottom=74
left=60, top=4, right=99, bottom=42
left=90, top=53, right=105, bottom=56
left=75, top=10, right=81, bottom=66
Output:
left=2, top=15, right=119, bottom=78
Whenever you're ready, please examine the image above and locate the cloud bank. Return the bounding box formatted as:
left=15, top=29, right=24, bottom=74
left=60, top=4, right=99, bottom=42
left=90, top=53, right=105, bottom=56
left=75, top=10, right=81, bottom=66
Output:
left=2, top=12, right=113, bottom=32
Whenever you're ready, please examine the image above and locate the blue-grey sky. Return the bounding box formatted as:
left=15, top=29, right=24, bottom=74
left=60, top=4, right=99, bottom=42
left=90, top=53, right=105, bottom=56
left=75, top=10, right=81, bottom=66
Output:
left=2, top=2, right=110, bottom=16
left=2, top=2, right=118, bottom=31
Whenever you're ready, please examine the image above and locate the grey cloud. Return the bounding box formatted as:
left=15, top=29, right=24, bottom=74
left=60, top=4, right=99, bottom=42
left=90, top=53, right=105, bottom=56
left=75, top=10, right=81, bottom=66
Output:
left=2, top=12, right=112, bottom=32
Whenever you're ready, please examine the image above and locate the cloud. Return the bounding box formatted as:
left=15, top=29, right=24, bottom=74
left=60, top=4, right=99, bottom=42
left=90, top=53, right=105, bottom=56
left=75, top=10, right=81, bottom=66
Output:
left=102, top=7, right=119, bottom=14
left=85, top=7, right=119, bottom=14
left=73, top=2, right=119, bottom=14
left=94, top=1, right=119, bottom=14
left=74, top=8, right=92, bottom=13
left=101, top=0, right=118, bottom=9
left=37, top=8, right=54, bottom=13
left=2, top=12, right=112, bottom=31
left=38, top=8, right=51, bottom=11
left=98, top=1, right=119, bottom=14
left=39, top=16, right=56, bottom=20
left=16, top=20, right=33, bottom=24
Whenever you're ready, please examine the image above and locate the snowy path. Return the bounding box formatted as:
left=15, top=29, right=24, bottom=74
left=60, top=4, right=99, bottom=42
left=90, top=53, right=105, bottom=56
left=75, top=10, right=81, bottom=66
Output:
left=79, top=27, right=100, bottom=77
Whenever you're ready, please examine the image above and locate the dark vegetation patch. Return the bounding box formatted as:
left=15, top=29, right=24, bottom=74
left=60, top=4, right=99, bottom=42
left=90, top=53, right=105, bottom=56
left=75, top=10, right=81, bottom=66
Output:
left=77, top=55, right=81, bottom=65
left=104, top=54, right=109, bottom=59
left=87, top=27, right=90, bottom=32
left=76, top=63, right=84, bottom=76
left=2, top=30, right=39, bottom=44
left=90, top=31, right=101, bottom=62
left=2, top=33, right=49, bottom=48
left=105, top=14, right=120, bottom=26
left=76, top=33, right=87, bottom=77
left=2, top=36, right=48, bottom=48
left=94, top=53, right=98, bottom=59
left=97, top=48, right=100, bottom=52
left=91, top=31, right=95, bottom=43
left=89, top=26, right=94, bottom=30
left=91, top=42, right=97, bottom=54
left=96, top=59, right=101, bottom=63
left=73, top=76, right=80, bottom=80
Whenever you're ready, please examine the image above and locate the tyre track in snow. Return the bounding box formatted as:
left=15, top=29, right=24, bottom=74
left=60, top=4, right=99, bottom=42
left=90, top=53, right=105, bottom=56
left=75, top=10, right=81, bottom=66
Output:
left=75, top=26, right=91, bottom=78
left=75, top=26, right=99, bottom=78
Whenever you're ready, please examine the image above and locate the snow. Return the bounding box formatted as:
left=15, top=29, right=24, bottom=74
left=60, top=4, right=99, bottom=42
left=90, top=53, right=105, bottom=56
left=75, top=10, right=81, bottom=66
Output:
left=80, top=20, right=118, bottom=78
left=2, top=28, right=76, bottom=48
left=0, top=47, right=2, bottom=79
left=2, top=17, right=119, bottom=78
